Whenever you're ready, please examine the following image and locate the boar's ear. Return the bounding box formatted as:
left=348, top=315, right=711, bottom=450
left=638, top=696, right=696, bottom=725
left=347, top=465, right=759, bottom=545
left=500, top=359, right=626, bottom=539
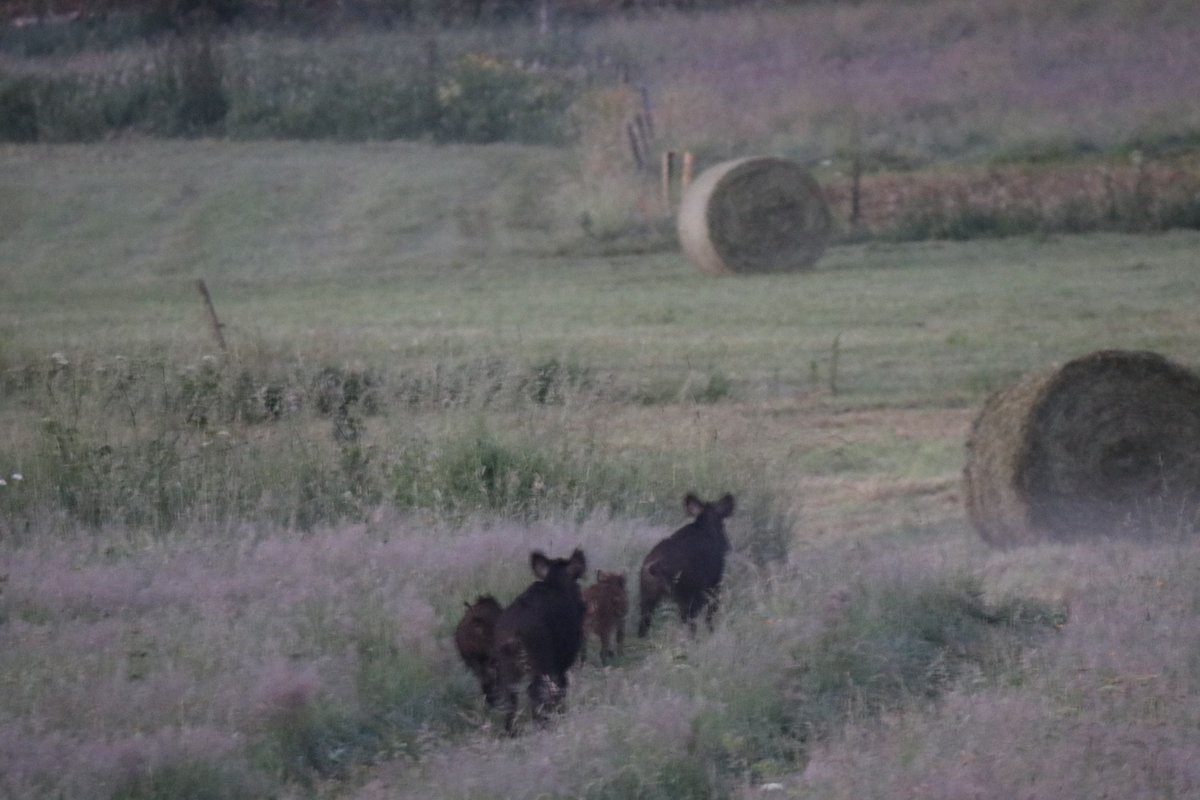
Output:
left=595, top=569, right=605, bottom=581
left=568, top=549, right=587, bottom=579
left=684, top=493, right=704, bottom=518
left=715, top=493, right=736, bottom=518
left=530, top=551, right=551, bottom=580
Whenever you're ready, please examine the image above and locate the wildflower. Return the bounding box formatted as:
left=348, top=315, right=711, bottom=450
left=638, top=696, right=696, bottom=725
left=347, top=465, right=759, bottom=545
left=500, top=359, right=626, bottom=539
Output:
left=9, top=473, right=18, bottom=482
left=0, top=479, right=6, bottom=487
left=50, top=352, right=69, bottom=367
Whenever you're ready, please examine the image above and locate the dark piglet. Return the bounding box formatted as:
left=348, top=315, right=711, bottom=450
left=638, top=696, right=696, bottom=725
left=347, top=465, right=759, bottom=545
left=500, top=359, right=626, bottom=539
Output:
left=581, top=570, right=628, bottom=665
left=638, top=493, right=735, bottom=637
left=454, top=594, right=503, bottom=704
left=492, top=549, right=587, bottom=732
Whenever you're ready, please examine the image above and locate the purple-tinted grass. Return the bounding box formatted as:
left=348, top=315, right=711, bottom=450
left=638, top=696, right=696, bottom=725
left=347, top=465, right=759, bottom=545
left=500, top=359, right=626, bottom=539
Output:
left=6, top=505, right=1200, bottom=798
left=0, top=724, right=242, bottom=799
left=795, top=690, right=1200, bottom=800
left=787, top=539, right=1200, bottom=800
left=352, top=686, right=710, bottom=800
left=0, top=511, right=664, bottom=796
left=598, top=1, right=1200, bottom=162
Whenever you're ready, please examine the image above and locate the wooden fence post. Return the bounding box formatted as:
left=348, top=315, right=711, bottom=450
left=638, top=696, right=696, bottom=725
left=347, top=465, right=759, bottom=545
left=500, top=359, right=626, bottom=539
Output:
left=661, top=150, right=676, bottom=210
left=627, top=121, right=647, bottom=172
left=196, top=279, right=227, bottom=351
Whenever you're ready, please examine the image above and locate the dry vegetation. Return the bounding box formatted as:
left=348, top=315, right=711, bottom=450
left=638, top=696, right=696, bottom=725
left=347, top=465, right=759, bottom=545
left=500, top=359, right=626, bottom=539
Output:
left=4, top=138, right=1200, bottom=798
left=4, top=1, right=1200, bottom=798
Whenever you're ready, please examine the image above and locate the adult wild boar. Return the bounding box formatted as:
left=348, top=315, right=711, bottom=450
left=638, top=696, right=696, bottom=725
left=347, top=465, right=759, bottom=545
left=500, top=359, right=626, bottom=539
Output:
left=491, top=549, right=587, bottom=732
left=638, top=493, right=735, bottom=637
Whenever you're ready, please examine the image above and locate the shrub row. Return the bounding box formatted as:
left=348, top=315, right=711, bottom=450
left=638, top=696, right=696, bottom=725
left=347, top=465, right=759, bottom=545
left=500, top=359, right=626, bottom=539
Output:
left=0, top=2, right=575, bottom=57
left=0, top=354, right=787, bottom=553
left=824, top=159, right=1200, bottom=243
left=0, top=34, right=575, bottom=143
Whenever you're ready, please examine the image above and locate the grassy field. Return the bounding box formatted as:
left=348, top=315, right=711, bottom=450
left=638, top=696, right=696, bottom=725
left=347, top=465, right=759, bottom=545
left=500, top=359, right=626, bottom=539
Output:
left=3, top=139, right=1200, bottom=798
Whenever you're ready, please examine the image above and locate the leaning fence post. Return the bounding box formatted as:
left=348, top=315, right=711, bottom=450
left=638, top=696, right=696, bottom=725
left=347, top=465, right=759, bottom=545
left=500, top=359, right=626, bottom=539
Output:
left=196, top=279, right=227, bottom=351
left=627, top=121, right=646, bottom=172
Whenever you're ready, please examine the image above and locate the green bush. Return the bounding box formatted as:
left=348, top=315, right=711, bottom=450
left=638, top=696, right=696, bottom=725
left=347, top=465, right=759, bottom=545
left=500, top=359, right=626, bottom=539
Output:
left=387, top=425, right=632, bottom=520
left=256, top=699, right=365, bottom=786
left=21, top=74, right=110, bottom=142
left=0, top=49, right=229, bottom=142
left=224, top=56, right=436, bottom=140
left=434, top=53, right=572, bottom=144
left=891, top=203, right=1043, bottom=241
left=110, top=759, right=264, bottom=800
left=789, top=572, right=1065, bottom=736
left=1, top=34, right=578, bottom=144
left=9, top=353, right=795, bottom=537
left=167, top=36, right=229, bottom=135
left=0, top=74, right=39, bottom=142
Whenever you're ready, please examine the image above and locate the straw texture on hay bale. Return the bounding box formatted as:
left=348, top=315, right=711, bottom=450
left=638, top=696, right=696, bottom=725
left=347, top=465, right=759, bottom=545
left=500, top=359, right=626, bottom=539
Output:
left=964, top=350, right=1200, bottom=547
left=676, top=157, right=831, bottom=274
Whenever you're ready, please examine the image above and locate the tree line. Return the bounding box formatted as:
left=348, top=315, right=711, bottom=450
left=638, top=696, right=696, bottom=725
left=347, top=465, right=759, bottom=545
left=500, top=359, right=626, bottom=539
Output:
left=3, top=0, right=796, bottom=31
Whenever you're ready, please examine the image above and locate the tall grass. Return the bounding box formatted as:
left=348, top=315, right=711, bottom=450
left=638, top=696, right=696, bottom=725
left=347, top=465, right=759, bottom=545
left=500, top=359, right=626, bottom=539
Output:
left=0, top=514, right=1077, bottom=799
left=598, top=0, right=1200, bottom=164
left=793, top=540, right=1200, bottom=799
left=5, top=3, right=1200, bottom=794
left=5, top=0, right=1200, bottom=161
left=0, top=351, right=793, bottom=555
left=0, top=26, right=578, bottom=144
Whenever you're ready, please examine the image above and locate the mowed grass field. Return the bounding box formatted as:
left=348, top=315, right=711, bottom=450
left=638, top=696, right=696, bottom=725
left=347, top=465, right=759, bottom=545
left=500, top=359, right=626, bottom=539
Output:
left=3, top=141, right=1200, bottom=799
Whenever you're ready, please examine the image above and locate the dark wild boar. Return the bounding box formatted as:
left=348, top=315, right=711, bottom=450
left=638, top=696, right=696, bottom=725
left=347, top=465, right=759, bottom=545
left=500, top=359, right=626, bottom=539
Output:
left=492, top=549, right=587, bottom=732
left=581, top=570, right=628, bottom=665
left=454, top=594, right=503, bottom=704
left=638, top=493, right=735, bottom=637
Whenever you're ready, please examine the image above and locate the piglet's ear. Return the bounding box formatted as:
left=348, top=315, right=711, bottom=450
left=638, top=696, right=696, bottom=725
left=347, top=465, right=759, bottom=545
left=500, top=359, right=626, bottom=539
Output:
left=530, top=551, right=551, bottom=580
left=567, top=548, right=587, bottom=580
left=684, top=493, right=704, bottom=518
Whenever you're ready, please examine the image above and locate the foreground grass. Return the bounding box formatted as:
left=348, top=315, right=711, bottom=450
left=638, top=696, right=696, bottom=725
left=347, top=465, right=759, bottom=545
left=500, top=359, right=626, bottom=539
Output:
left=4, top=140, right=1200, bottom=798
left=9, top=515, right=1200, bottom=799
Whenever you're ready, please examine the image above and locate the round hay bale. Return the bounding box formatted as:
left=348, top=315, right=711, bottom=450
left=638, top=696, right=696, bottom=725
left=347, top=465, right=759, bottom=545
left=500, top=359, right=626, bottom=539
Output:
left=963, top=350, right=1200, bottom=547
left=677, top=156, right=831, bottom=274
